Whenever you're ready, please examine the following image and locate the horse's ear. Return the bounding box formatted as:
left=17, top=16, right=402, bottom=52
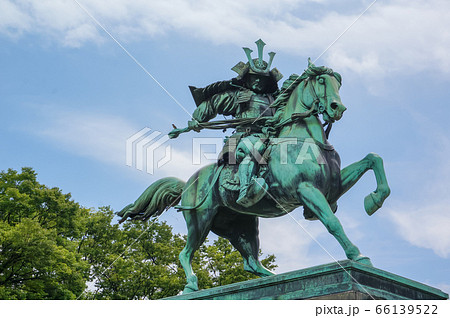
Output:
left=308, top=58, right=315, bottom=68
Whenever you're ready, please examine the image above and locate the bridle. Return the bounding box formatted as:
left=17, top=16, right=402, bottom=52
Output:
left=273, top=76, right=333, bottom=138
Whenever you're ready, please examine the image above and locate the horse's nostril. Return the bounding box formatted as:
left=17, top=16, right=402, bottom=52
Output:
left=331, top=103, right=338, bottom=110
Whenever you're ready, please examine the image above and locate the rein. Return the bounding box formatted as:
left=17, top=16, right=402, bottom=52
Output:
left=168, top=117, right=271, bottom=138
left=273, top=79, right=318, bottom=129
left=169, top=76, right=333, bottom=139
left=273, top=78, right=333, bottom=138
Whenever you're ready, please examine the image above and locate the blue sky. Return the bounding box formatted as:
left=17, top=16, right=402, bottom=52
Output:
left=1, top=0, right=449, bottom=295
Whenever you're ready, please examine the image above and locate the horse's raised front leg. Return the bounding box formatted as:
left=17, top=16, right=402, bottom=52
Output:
left=179, top=208, right=216, bottom=293
left=339, top=153, right=391, bottom=215
left=298, top=182, right=373, bottom=266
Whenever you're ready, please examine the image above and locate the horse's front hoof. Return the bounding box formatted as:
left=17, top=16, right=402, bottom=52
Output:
left=244, top=260, right=275, bottom=277
left=354, top=255, right=373, bottom=267
left=364, top=192, right=382, bottom=216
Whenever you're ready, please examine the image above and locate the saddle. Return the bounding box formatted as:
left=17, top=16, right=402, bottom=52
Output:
left=219, top=163, right=338, bottom=219
left=219, top=164, right=240, bottom=191
left=219, top=163, right=269, bottom=192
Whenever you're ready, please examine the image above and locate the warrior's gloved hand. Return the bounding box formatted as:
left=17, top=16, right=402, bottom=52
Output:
left=237, top=89, right=253, bottom=104
left=188, top=119, right=202, bottom=132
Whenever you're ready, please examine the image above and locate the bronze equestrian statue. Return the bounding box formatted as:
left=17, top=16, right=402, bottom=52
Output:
left=118, top=40, right=390, bottom=293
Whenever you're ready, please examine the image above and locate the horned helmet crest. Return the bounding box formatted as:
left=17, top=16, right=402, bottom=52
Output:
left=231, top=39, right=283, bottom=82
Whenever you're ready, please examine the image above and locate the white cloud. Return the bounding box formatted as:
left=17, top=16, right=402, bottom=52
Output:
left=23, top=105, right=208, bottom=181
left=34, top=106, right=136, bottom=166
left=388, top=203, right=450, bottom=258
left=62, top=22, right=100, bottom=47
left=0, top=0, right=32, bottom=36
left=2, top=0, right=449, bottom=75
left=385, top=117, right=450, bottom=259
left=0, top=0, right=98, bottom=46
left=152, top=147, right=208, bottom=181
left=325, top=1, right=450, bottom=75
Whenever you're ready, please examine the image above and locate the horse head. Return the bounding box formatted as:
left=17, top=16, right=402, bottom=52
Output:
left=271, top=60, right=347, bottom=127
left=302, top=59, right=347, bottom=123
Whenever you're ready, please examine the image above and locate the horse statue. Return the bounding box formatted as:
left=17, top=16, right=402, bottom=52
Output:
left=118, top=60, right=391, bottom=293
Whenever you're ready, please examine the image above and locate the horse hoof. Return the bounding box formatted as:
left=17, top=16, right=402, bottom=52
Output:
left=257, top=268, right=276, bottom=277
left=354, top=255, right=373, bottom=267
left=182, top=276, right=199, bottom=294
left=182, top=285, right=198, bottom=294
left=244, top=261, right=275, bottom=277
left=364, top=192, right=381, bottom=216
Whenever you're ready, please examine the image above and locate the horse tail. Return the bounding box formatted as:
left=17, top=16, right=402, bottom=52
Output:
left=117, top=177, right=186, bottom=223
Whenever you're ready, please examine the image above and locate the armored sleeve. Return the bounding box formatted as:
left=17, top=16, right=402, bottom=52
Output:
left=192, top=91, right=240, bottom=122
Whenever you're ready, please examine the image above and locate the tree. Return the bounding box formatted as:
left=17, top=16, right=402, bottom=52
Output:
left=78, top=208, right=186, bottom=299
left=79, top=209, right=277, bottom=299
left=0, top=168, right=277, bottom=299
left=0, top=168, right=89, bottom=299
left=0, top=219, right=88, bottom=299
left=200, top=237, right=276, bottom=287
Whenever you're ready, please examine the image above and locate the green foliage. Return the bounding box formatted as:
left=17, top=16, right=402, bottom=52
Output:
left=0, top=219, right=88, bottom=299
left=78, top=209, right=186, bottom=299
left=79, top=210, right=276, bottom=299
left=0, top=168, right=277, bottom=300
left=0, top=168, right=89, bottom=299
left=0, top=167, right=89, bottom=238
left=199, top=237, right=277, bottom=287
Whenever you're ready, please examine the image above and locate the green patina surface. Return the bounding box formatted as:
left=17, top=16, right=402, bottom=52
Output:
left=164, top=260, right=449, bottom=300
left=117, top=40, right=394, bottom=294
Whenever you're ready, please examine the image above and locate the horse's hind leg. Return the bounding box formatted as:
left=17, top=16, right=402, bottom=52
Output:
left=337, top=153, right=390, bottom=215
left=211, top=209, right=274, bottom=277
left=179, top=208, right=216, bottom=293
left=298, top=182, right=372, bottom=266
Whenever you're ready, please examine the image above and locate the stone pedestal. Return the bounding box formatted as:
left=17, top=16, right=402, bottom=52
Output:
left=166, top=260, right=448, bottom=300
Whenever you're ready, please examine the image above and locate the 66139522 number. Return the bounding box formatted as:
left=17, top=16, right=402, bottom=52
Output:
left=375, top=304, right=438, bottom=315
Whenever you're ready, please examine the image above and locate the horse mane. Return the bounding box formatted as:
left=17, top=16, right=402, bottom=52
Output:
left=271, top=63, right=341, bottom=111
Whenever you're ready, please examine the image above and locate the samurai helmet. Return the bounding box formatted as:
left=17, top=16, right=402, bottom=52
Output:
left=231, top=39, right=283, bottom=82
